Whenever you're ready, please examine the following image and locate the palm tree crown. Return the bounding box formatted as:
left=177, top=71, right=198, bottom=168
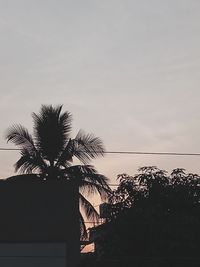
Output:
left=6, top=104, right=110, bottom=237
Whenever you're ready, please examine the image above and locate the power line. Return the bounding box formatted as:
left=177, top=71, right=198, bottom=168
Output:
left=105, top=151, right=200, bottom=156
left=1, top=148, right=200, bottom=156
left=0, top=148, right=19, bottom=151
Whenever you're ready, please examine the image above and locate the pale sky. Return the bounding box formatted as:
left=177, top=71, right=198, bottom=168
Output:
left=0, top=0, right=200, bottom=183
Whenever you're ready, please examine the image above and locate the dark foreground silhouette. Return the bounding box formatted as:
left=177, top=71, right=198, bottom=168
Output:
left=81, top=167, right=200, bottom=267
left=0, top=177, right=79, bottom=267
left=5, top=104, right=110, bottom=238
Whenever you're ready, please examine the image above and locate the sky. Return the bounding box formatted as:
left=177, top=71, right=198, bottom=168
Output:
left=0, top=0, right=200, bottom=184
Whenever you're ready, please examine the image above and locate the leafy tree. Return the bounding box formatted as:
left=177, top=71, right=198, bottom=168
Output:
left=6, top=105, right=110, bottom=237
left=95, top=167, right=200, bottom=266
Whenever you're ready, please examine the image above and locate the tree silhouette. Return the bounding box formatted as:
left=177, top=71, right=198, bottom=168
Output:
left=93, top=167, right=200, bottom=267
left=6, top=104, right=110, bottom=237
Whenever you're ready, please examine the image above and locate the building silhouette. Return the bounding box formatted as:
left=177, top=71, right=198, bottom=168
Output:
left=0, top=175, right=80, bottom=267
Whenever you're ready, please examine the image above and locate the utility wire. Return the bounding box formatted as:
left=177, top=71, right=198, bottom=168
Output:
left=0, top=148, right=19, bottom=151
left=105, top=151, right=200, bottom=156
left=1, top=148, right=200, bottom=156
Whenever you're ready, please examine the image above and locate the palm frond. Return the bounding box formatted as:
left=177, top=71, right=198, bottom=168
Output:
left=79, top=193, right=100, bottom=221
left=65, top=165, right=110, bottom=199
left=6, top=124, right=35, bottom=150
left=84, top=171, right=110, bottom=187
left=59, top=109, right=72, bottom=139
left=73, top=130, right=105, bottom=164
left=65, top=165, right=97, bottom=180
left=79, top=212, right=87, bottom=239
left=32, top=105, right=72, bottom=163
left=15, top=149, right=47, bottom=174
left=79, top=180, right=111, bottom=201
left=57, top=139, right=75, bottom=167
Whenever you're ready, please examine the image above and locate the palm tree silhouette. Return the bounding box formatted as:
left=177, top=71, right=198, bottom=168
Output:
left=5, top=104, right=110, bottom=237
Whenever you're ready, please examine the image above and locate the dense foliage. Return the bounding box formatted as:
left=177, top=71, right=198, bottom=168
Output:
left=93, top=167, right=200, bottom=267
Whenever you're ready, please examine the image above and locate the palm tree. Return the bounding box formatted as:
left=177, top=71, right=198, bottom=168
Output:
left=5, top=104, right=110, bottom=237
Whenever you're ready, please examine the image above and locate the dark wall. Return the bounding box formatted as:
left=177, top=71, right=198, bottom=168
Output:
left=0, top=177, right=80, bottom=267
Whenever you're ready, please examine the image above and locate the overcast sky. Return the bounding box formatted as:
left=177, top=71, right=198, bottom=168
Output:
left=0, top=0, right=200, bottom=182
